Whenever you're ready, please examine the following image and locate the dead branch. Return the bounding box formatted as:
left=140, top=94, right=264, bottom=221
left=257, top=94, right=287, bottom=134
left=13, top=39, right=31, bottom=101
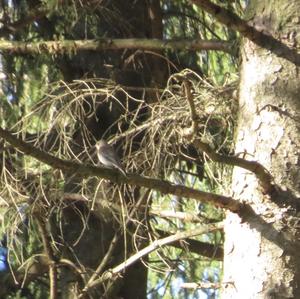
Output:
left=189, top=0, right=300, bottom=66
left=0, top=38, right=233, bottom=54
left=83, top=186, right=151, bottom=290
left=180, top=77, right=273, bottom=194
left=58, top=259, right=85, bottom=282
left=0, top=126, right=242, bottom=212
left=79, top=221, right=224, bottom=297
left=85, top=233, right=119, bottom=289
left=150, top=210, right=202, bottom=222
left=35, top=213, right=58, bottom=299
left=184, top=80, right=199, bottom=136
left=156, top=228, right=223, bottom=260
left=181, top=281, right=229, bottom=289
left=193, top=139, right=274, bottom=194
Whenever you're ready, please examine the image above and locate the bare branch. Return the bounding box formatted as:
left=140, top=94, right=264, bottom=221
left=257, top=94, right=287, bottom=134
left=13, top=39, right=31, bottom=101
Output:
left=156, top=228, right=223, bottom=260
left=35, top=213, right=58, bottom=299
left=179, top=76, right=273, bottom=193
left=85, top=188, right=150, bottom=290
left=0, top=126, right=242, bottom=212
left=58, top=259, right=85, bottom=282
left=190, top=0, right=300, bottom=66
left=86, top=233, right=119, bottom=289
left=193, top=139, right=274, bottom=194
left=184, top=80, right=199, bottom=136
left=150, top=210, right=203, bottom=222
left=0, top=38, right=233, bottom=54
left=79, top=221, right=224, bottom=297
left=181, top=281, right=233, bottom=289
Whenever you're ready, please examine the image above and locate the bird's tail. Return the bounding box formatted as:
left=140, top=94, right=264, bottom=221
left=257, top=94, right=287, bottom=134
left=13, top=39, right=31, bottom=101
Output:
left=117, top=166, right=127, bottom=177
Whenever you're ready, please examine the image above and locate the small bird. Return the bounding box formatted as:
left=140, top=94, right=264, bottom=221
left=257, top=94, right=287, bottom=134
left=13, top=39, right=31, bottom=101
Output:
left=95, top=139, right=126, bottom=176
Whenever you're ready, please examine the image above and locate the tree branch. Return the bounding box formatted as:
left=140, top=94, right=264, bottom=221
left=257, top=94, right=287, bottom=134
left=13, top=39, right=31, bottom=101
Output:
left=85, top=189, right=151, bottom=290
left=156, top=228, right=223, bottom=260
left=0, top=38, right=233, bottom=54
left=150, top=210, right=203, bottom=223
left=35, top=213, right=58, bottom=299
left=181, top=79, right=200, bottom=138
left=193, top=139, right=274, bottom=194
left=189, top=0, right=300, bottom=66
left=79, top=221, right=223, bottom=297
left=181, top=78, right=274, bottom=194
left=0, top=126, right=242, bottom=212
left=181, top=282, right=231, bottom=289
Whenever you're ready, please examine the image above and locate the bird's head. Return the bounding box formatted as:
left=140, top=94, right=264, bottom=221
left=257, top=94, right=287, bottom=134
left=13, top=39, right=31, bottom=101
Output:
left=96, top=139, right=108, bottom=150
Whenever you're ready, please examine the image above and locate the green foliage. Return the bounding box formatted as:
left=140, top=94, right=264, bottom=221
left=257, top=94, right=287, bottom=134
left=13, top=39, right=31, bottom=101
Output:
left=163, top=0, right=239, bottom=85
left=148, top=161, right=226, bottom=298
left=0, top=0, right=241, bottom=298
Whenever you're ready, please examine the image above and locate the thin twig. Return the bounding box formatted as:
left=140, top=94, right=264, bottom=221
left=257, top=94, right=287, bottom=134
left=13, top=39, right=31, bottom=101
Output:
left=156, top=228, right=223, bottom=260
left=150, top=210, right=202, bottom=222
left=184, top=80, right=199, bottom=135
left=181, top=281, right=233, bottom=289
left=84, top=188, right=151, bottom=292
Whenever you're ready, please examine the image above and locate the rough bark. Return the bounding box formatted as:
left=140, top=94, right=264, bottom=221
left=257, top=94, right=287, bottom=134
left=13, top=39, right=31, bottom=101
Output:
left=223, top=0, right=300, bottom=298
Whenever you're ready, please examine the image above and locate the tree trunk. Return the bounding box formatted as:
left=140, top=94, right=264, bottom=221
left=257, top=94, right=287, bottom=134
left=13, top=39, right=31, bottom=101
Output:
left=56, top=1, right=165, bottom=298
left=223, top=0, right=300, bottom=298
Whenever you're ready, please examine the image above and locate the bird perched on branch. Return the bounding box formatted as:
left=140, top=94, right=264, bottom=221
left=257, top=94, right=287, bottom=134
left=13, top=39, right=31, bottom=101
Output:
left=95, top=140, right=126, bottom=176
